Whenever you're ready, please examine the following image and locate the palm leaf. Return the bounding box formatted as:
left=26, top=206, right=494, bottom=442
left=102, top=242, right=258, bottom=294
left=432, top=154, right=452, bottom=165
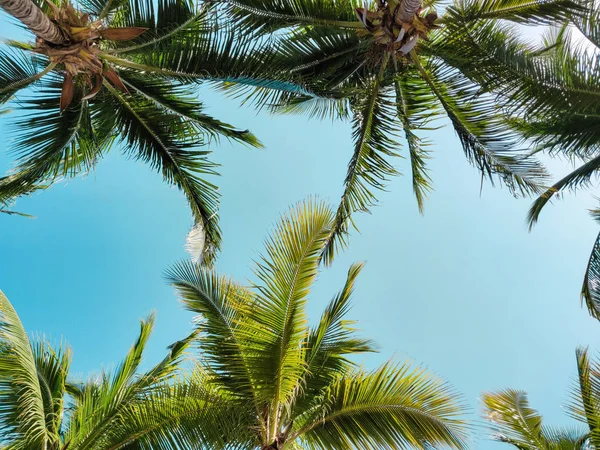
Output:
left=214, top=0, right=362, bottom=35
left=292, top=262, right=375, bottom=414
left=321, top=56, right=401, bottom=265
left=0, top=291, right=48, bottom=448
left=527, top=153, right=600, bottom=228
left=0, top=75, right=106, bottom=204
left=166, top=261, right=259, bottom=404
left=582, top=231, right=600, bottom=321
left=247, top=198, right=335, bottom=407
left=450, top=0, right=587, bottom=25
left=292, top=360, right=468, bottom=449
left=95, top=82, right=221, bottom=263
left=393, top=62, right=438, bottom=213
left=30, top=338, right=70, bottom=444
left=413, top=54, right=548, bottom=197
left=482, top=390, right=546, bottom=449
left=568, top=348, right=600, bottom=448
left=0, top=48, right=52, bottom=104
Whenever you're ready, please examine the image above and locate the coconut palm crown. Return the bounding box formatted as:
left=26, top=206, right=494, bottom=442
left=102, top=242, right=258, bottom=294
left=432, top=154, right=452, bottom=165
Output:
left=167, top=198, right=469, bottom=450
left=211, top=0, right=587, bottom=263
left=482, top=347, right=600, bottom=450
left=0, top=0, right=273, bottom=262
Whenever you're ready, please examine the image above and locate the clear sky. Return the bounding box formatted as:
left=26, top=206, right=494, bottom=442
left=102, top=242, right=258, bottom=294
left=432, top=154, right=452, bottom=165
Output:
left=1, top=12, right=600, bottom=450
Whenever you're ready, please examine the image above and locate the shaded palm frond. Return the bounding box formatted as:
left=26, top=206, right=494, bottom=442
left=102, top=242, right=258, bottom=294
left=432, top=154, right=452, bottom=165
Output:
left=0, top=47, right=51, bottom=104
left=93, top=82, right=221, bottom=263
left=214, top=0, right=362, bottom=35
left=527, top=154, right=600, bottom=227
left=582, top=231, right=600, bottom=321
left=118, top=71, right=261, bottom=146
left=321, top=59, right=401, bottom=266
left=0, top=75, right=104, bottom=206
left=414, top=54, right=548, bottom=197
left=392, top=61, right=439, bottom=212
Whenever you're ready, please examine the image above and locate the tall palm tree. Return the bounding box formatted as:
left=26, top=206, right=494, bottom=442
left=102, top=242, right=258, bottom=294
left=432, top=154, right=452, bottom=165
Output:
left=210, top=0, right=584, bottom=263
left=0, top=289, right=237, bottom=450
left=482, top=347, right=600, bottom=450
left=167, top=198, right=469, bottom=450
left=0, top=0, right=272, bottom=263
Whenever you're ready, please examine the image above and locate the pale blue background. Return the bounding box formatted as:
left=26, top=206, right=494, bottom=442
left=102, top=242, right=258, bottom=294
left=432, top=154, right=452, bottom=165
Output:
left=1, top=13, right=599, bottom=449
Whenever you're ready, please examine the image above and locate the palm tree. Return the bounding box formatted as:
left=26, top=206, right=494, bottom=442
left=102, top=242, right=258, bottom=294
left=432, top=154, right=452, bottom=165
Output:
left=482, top=347, right=600, bottom=450
left=210, top=0, right=584, bottom=263
left=0, top=0, right=272, bottom=263
left=0, top=289, right=237, bottom=450
left=167, top=198, right=469, bottom=450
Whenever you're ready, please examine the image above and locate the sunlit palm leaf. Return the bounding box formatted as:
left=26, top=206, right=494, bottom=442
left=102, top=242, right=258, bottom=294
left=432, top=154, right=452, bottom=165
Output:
left=568, top=348, right=600, bottom=448
left=292, top=361, right=468, bottom=449
left=248, top=198, right=335, bottom=405
left=0, top=290, right=48, bottom=449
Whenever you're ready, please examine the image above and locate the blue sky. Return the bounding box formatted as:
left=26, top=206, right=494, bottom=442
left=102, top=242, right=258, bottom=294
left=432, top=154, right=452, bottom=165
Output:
left=1, top=12, right=600, bottom=449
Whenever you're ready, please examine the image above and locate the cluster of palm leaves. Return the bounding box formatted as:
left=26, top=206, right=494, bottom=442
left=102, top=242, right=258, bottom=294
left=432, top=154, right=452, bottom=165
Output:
left=0, top=200, right=469, bottom=450
left=483, top=347, right=600, bottom=450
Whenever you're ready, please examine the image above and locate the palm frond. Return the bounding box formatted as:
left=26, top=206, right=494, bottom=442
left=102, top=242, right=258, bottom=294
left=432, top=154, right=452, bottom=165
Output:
left=393, top=62, right=439, bottom=213
left=214, top=0, right=362, bottom=35
left=118, top=71, right=261, bottom=146
left=414, top=54, right=548, bottom=197
left=0, top=291, right=47, bottom=448
left=527, top=154, right=600, bottom=228
left=0, top=75, right=106, bottom=205
left=95, top=81, right=221, bottom=263
left=166, top=261, right=259, bottom=404
left=568, top=348, right=600, bottom=448
left=30, top=338, right=70, bottom=443
left=292, top=360, right=468, bottom=449
left=449, top=0, right=587, bottom=25
left=248, top=198, right=335, bottom=406
left=482, top=390, right=546, bottom=449
left=0, top=48, right=52, bottom=104
left=91, top=375, right=248, bottom=450
left=321, top=58, right=401, bottom=266
left=292, top=262, right=376, bottom=414
left=582, top=231, right=600, bottom=321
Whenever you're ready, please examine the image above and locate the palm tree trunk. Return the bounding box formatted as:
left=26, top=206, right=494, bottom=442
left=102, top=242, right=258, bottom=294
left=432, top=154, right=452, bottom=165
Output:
left=0, top=0, right=65, bottom=44
left=396, top=0, right=422, bottom=22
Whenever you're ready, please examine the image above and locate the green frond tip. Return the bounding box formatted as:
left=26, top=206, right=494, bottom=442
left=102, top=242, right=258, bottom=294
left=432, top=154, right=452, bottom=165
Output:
left=581, top=230, right=600, bottom=321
